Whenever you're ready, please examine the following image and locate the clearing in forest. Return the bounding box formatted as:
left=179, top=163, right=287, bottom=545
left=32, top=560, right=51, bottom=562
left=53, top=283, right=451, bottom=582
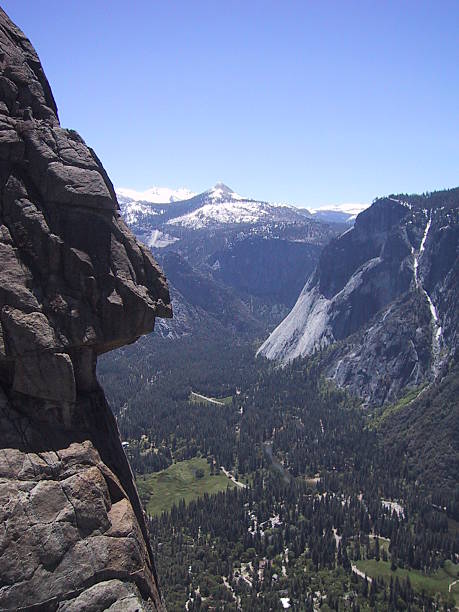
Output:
left=189, top=391, right=233, bottom=406
left=136, top=457, right=236, bottom=516
left=355, top=559, right=459, bottom=606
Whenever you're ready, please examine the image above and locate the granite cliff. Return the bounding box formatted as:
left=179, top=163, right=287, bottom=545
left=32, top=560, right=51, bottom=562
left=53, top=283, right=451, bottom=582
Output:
left=0, top=8, right=171, bottom=610
left=259, top=191, right=458, bottom=406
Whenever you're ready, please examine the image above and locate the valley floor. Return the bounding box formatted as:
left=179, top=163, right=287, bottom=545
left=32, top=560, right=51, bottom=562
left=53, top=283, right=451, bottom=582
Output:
left=100, top=336, right=459, bottom=611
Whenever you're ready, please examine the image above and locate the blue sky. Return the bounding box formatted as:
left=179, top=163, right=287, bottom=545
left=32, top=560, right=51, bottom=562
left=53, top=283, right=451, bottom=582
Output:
left=2, top=1, right=458, bottom=207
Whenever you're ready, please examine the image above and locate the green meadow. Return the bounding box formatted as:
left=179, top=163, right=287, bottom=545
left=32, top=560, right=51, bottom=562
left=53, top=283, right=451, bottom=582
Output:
left=137, top=457, right=236, bottom=517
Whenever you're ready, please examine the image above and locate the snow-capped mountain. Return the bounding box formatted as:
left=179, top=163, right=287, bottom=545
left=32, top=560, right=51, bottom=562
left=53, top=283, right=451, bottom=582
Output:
left=309, top=202, right=369, bottom=224
left=116, top=185, right=197, bottom=230
left=116, top=182, right=315, bottom=238
left=116, top=182, right=369, bottom=232
left=114, top=181, right=341, bottom=338
left=117, top=186, right=196, bottom=204
left=165, top=183, right=311, bottom=229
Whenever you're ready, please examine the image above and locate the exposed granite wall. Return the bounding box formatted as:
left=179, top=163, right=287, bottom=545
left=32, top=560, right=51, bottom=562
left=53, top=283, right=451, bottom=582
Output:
left=259, top=195, right=458, bottom=406
left=0, top=8, right=171, bottom=610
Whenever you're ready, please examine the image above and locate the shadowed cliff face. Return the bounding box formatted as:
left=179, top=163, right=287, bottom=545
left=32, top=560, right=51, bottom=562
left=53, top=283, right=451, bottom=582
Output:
left=0, top=8, right=171, bottom=610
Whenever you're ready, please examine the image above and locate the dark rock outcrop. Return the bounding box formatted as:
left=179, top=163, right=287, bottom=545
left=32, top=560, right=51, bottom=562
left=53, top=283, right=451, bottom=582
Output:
left=208, top=235, right=322, bottom=307
left=259, top=191, right=458, bottom=406
left=0, top=8, right=171, bottom=610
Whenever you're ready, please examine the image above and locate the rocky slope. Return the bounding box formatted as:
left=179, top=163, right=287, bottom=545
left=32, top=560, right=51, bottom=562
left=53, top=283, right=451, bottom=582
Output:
left=155, top=251, right=263, bottom=337
left=258, top=190, right=459, bottom=405
left=0, top=9, right=171, bottom=610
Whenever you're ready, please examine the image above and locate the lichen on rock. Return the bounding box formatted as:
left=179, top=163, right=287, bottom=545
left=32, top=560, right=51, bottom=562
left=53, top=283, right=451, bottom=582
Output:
left=0, top=8, right=171, bottom=610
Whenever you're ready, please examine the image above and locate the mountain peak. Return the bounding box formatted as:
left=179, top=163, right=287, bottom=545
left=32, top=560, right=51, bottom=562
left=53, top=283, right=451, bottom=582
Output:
left=209, top=182, right=236, bottom=198
left=213, top=182, right=234, bottom=193
left=205, top=182, right=247, bottom=204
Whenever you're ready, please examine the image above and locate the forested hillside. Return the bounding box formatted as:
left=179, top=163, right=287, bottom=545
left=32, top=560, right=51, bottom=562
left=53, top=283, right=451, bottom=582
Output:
left=379, top=357, right=459, bottom=496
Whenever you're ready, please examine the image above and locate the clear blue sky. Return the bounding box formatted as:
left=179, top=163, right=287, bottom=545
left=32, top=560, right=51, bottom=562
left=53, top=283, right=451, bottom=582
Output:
left=2, top=0, right=458, bottom=207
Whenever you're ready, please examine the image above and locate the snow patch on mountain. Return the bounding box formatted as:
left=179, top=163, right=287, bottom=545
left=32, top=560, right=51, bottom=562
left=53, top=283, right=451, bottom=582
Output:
left=308, top=202, right=369, bottom=224
left=116, top=181, right=328, bottom=230
left=166, top=183, right=308, bottom=229
left=120, top=201, right=161, bottom=225
left=167, top=200, right=274, bottom=228
left=148, top=229, right=180, bottom=249
left=208, top=182, right=245, bottom=202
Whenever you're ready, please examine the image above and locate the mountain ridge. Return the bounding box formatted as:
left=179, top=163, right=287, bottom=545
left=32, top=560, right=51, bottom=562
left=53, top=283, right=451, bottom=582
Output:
left=118, top=182, right=314, bottom=231
left=117, top=185, right=196, bottom=204
left=116, top=182, right=372, bottom=229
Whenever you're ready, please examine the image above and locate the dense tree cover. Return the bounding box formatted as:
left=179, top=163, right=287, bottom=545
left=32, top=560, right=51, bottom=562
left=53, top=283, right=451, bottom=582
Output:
left=149, top=476, right=456, bottom=610
left=98, top=334, right=261, bottom=473
left=385, top=186, right=459, bottom=211
left=100, top=337, right=459, bottom=610
left=380, top=357, right=459, bottom=503
left=99, top=332, right=260, bottom=417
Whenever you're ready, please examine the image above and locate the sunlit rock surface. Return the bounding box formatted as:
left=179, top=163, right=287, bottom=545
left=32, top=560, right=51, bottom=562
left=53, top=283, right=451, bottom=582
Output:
left=259, top=194, right=458, bottom=405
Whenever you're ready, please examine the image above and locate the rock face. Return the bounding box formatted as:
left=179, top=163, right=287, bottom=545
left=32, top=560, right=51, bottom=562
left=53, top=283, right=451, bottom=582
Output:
left=258, top=191, right=458, bottom=406
left=207, top=235, right=322, bottom=308
left=0, top=9, right=171, bottom=610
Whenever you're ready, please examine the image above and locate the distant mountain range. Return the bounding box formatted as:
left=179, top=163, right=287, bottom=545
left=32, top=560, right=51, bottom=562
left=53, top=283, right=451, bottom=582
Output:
left=117, top=185, right=196, bottom=204
left=115, top=182, right=342, bottom=338
left=116, top=182, right=367, bottom=234
left=310, top=202, right=369, bottom=224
